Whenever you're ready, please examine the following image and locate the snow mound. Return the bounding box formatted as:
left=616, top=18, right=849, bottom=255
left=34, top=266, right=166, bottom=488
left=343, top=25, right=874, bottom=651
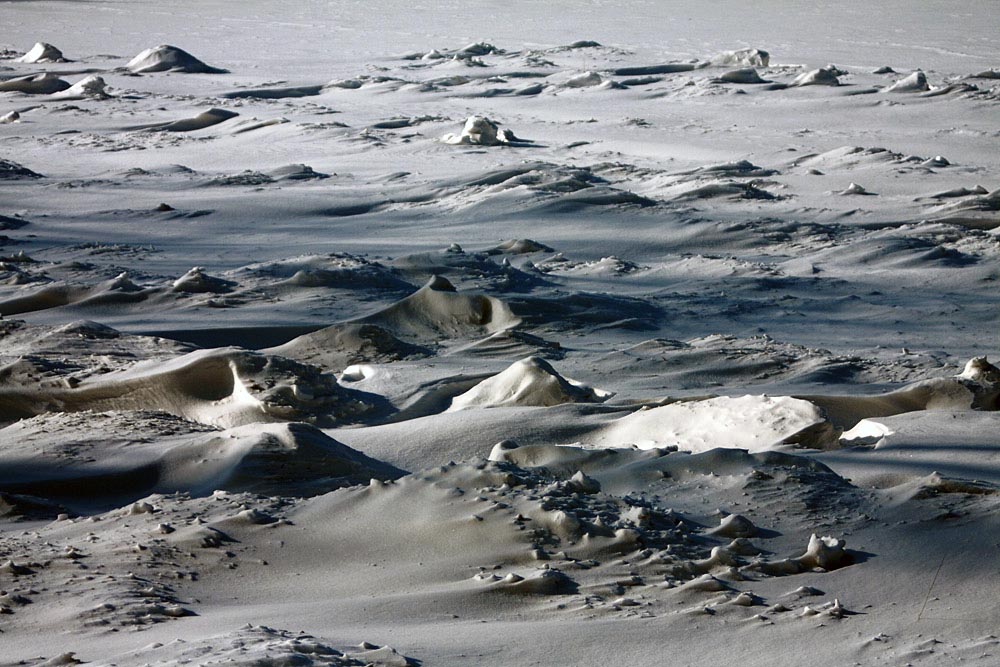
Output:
left=0, top=271, right=147, bottom=316
left=595, top=395, right=836, bottom=452
left=0, top=159, right=43, bottom=179
left=15, top=42, right=66, bottom=63
left=0, top=417, right=402, bottom=501
left=458, top=41, right=503, bottom=57
left=791, top=67, right=840, bottom=87
left=792, top=146, right=905, bottom=171
left=751, top=534, right=852, bottom=575
left=269, top=163, right=329, bottom=181
left=239, top=253, right=408, bottom=289
left=885, top=70, right=929, bottom=92
left=0, top=347, right=379, bottom=429
left=800, top=358, right=1000, bottom=429
left=441, top=116, right=521, bottom=145
left=707, top=513, right=758, bottom=538
left=714, top=68, right=768, bottom=84
left=159, top=422, right=403, bottom=496
left=357, top=275, right=520, bottom=342
left=126, top=44, right=228, bottom=73
left=126, top=108, right=239, bottom=132
left=488, top=239, right=554, bottom=255
left=711, top=48, right=769, bottom=67
left=267, top=323, right=430, bottom=371
left=840, top=182, right=874, bottom=195
left=448, top=356, right=612, bottom=410
left=564, top=71, right=603, bottom=88
left=50, top=75, right=109, bottom=99
left=0, top=73, right=70, bottom=94
left=171, top=266, right=234, bottom=293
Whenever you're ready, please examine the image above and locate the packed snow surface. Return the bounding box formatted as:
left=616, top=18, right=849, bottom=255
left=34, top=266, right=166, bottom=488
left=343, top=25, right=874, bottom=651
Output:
left=2, top=1, right=1000, bottom=666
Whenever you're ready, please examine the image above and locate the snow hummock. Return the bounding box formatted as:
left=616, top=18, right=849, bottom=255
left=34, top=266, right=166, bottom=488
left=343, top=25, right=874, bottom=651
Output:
left=171, top=266, right=233, bottom=293
left=791, top=67, right=840, bottom=86
left=448, top=356, right=613, bottom=410
left=126, top=45, right=228, bottom=73
left=15, top=42, right=66, bottom=63
left=564, top=71, right=603, bottom=88
left=715, top=68, right=768, bottom=84
left=885, top=70, right=929, bottom=92
left=840, top=182, right=874, bottom=195
left=0, top=73, right=70, bottom=94
left=711, top=48, right=770, bottom=67
left=441, top=116, right=521, bottom=146
left=357, top=275, right=520, bottom=341
left=50, top=75, right=109, bottom=100
left=596, top=395, right=835, bottom=452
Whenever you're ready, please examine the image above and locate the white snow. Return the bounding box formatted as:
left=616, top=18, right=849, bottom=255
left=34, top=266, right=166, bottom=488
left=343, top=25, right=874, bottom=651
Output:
left=1, top=2, right=999, bottom=665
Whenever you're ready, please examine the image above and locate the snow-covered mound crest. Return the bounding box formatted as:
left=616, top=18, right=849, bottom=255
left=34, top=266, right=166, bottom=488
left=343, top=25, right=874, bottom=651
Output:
left=448, top=356, right=613, bottom=410
left=15, top=42, right=67, bottom=63
left=596, top=395, right=837, bottom=452
left=442, top=116, right=521, bottom=146
left=0, top=347, right=381, bottom=429
left=127, top=45, right=228, bottom=73
left=357, top=275, right=520, bottom=342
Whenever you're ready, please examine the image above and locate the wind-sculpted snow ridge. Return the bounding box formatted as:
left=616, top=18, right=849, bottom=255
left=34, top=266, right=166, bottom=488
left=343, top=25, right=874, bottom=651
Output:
left=0, top=73, right=70, bottom=94
left=790, top=67, right=841, bottom=87
left=885, top=70, right=929, bottom=93
left=0, top=254, right=406, bottom=325
left=323, top=355, right=1000, bottom=476
left=0, top=319, right=193, bottom=378
left=710, top=48, right=770, bottom=67
left=440, top=115, right=528, bottom=146
left=0, top=415, right=403, bottom=505
left=49, top=75, right=110, bottom=100
left=235, top=253, right=410, bottom=289
left=92, top=625, right=416, bottom=667
left=267, top=323, right=432, bottom=371
left=0, top=440, right=881, bottom=667
left=799, top=356, right=1000, bottom=429
left=0, top=346, right=383, bottom=429
left=448, top=356, right=613, bottom=410
left=355, top=275, right=520, bottom=344
left=591, top=335, right=940, bottom=391
left=0, top=159, right=44, bottom=179
left=712, top=68, right=770, bottom=84
left=385, top=244, right=549, bottom=293
left=928, top=187, right=1000, bottom=229
left=15, top=42, right=68, bottom=64
left=0, top=270, right=239, bottom=317
left=788, top=145, right=925, bottom=171
left=123, top=108, right=239, bottom=133
left=584, top=358, right=1000, bottom=453
left=427, top=162, right=658, bottom=214
left=126, top=45, right=228, bottom=73
left=0, top=272, right=148, bottom=316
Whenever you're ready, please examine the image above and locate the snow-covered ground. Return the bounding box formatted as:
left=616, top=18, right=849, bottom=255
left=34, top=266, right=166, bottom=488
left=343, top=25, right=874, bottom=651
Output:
left=1, top=2, right=999, bottom=665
